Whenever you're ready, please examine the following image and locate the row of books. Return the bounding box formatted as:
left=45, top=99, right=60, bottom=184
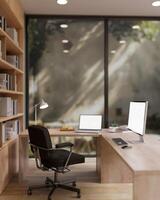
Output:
left=0, top=97, right=18, bottom=117
left=0, top=16, right=20, bottom=69
left=0, top=73, right=17, bottom=90
left=0, top=16, right=6, bottom=31
left=6, top=55, right=19, bottom=68
left=0, top=16, right=19, bottom=45
left=0, top=51, right=20, bottom=69
left=6, top=27, right=18, bottom=45
left=1, top=119, right=20, bottom=144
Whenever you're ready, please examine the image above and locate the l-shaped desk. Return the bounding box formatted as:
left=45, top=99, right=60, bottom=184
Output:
left=19, top=129, right=160, bottom=200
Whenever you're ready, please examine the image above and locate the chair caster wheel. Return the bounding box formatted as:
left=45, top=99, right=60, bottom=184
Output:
left=72, top=182, right=76, bottom=187
left=77, top=192, right=81, bottom=198
left=27, top=188, right=32, bottom=195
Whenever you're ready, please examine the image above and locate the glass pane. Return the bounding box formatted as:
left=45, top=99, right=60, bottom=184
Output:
left=27, top=17, right=104, bottom=155
left=108, top=19, right=160, bottom=133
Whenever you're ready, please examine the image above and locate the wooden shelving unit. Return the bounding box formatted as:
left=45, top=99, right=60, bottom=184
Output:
left=0, top=28, right=24, bottom=54
left=0, top=89, right=23, bottom=95
left=0, top=113, right=24, bottom=123
left=0, top=58, right=23, bottom=74
left=0, top=0, right=24, bottom=194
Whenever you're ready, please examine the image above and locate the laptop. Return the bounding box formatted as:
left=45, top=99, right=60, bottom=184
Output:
left=76, top=114, right=102, bottom=133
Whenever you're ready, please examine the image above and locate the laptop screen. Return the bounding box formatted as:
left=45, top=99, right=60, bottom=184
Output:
left=79, top=115, right=102, bottom=130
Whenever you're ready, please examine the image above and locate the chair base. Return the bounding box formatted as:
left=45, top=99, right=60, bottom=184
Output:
left=27, top=176, right=81, bottom=200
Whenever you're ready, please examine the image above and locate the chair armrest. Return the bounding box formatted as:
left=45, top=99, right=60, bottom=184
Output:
left=30, top=143, right=54, bottom=151
left=55, top=142, right=74, bottom=148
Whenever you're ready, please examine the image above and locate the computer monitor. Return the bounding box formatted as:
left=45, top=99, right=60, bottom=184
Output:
left=79, top=114, right=102, bottom=131
left=128, top=101, right=148, bottom=143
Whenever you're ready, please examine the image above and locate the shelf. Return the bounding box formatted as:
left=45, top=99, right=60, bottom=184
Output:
left=0, top=89, right=23, bottom=95
left=0, top=0, right=23, bottom=29
left=0, top=137, right=17, bottom=150
left=0, top=113, right=23, bottom=123
left=0, top=58, right=23, bottom=74
left=0, top=28, right=23, bottom=55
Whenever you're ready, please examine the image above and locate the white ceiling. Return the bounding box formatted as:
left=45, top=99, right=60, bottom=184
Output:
left=21, top=0, right=160, bottom=16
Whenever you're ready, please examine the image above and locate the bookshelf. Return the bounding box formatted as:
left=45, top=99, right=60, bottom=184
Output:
left=0, top=0, right=24, bottom=193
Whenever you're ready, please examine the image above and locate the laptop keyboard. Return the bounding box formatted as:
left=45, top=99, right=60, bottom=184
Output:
left=76, top=129, right=100, bottom=133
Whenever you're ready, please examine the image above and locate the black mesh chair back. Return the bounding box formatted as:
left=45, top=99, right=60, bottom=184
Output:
left=28, top=125, right=53, bottom=166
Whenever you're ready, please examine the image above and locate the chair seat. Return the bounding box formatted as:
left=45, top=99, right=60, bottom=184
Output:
left=43, top=149, right=85, bottom=169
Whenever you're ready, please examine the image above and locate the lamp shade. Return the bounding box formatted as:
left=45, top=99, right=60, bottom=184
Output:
left=39, top=99, right=48, bottom=109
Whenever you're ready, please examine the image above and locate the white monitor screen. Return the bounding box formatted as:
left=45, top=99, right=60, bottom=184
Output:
left=79, top=115, right=102, bottom=130
left=128, top=102, right=148, bottom=135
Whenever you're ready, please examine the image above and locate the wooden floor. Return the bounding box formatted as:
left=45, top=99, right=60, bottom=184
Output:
left=0, top=158, right=133, bottom=200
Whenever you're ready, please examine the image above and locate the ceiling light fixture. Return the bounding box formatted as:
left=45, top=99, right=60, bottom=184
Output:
left=132, top=25, right=140, bottom=30
left=111, top=50, right=116, bottom=54
left=60, top=24, right=68, bottom=28
left=63, top=49, right=69, bottom=53
left=119, top=40, right=126, bottom=44
left=57, top=0, right=68, bottom=5
left=62, top=39, right=69, bottom=43
left=152, top=1, right=160, bottom=6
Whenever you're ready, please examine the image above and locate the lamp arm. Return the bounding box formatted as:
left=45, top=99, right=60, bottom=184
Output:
left=32, top=99, right=48, bottom=124
left=33, top=102, right=41, bottom=108
left=34, top=105, right=38, bottom=124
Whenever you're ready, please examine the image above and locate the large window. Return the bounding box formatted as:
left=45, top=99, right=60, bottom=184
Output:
left=108, top=19, right=160, bottom=133
left=27, top=17, right=104, bottom=155
left=27, top=17, right=160, bottom=156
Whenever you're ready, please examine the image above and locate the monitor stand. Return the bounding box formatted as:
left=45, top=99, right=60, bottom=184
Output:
left=128, top=135, right=144, bottom=144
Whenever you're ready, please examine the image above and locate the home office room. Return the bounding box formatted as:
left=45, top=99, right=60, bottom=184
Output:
left=0, top=0, right=160, bottom=200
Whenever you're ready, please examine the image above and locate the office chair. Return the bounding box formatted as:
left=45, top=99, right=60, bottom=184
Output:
left=27, top=125, right=85, bottom=200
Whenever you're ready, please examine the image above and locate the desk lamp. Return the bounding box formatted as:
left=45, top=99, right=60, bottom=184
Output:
left=34, top=99, right=48, bottom=124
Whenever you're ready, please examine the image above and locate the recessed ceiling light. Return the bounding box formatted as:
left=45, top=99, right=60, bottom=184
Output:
left=111, top=50, right=116, bottom=54
left=63, top=49, right=69, bottom=53
left=152, top=1, right=160, bottom=6
left=60, top=24, right=68, bottom=28
left=57, top=0, right=68, bottom=5
left=119, top=40, right=126, bottom=44
left=132, top=25, right=140, bottom=30
left=62, top=39, right=69, bottom=43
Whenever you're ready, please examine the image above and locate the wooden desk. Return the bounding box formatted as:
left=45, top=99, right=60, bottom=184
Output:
left=19, top=129, right=99, bottom=181
left=98, top=130, right=160, bottom=200
left=19, top=129, right=160, bottom=200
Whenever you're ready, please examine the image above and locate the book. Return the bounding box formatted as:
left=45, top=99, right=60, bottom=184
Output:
left=5, top=119, right=20, bottom=140
left=10, top=74, right=17, bottom=90
left=0, top=97, right=13, bottom=116
left=6, top=27, right=18, bottom=45
left=13, top=99, right=17, bottom=115
left=1, top=119, right=20, bottom=143
left=0, top=73, right=9, bottom=89
left=2, top=123, right=5, bottom=144
left=0, top=97, right=18, bottom=116
left=0, top=16, right=6, bottom=30
left=6, top=55, right=19, bottom=68
left=0, top=73, right=17, bottom=90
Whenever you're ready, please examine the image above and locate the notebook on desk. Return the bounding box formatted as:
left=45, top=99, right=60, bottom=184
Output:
left=76, top=114, right=102, bottom=133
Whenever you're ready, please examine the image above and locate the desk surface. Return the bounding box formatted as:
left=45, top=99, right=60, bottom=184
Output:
left=19, top=128, right=100, bottom=137
left=19, top=128, right=160, bottom=173
left=101, top=130, right=160, bottom=174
